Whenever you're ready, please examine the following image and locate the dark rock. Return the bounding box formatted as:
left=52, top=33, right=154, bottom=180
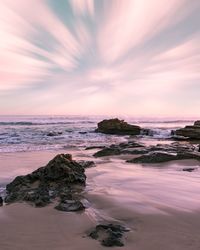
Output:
left=85, top=146, right=106, bottom=150
left=93, top=141, right=145, bottom=157
left=182, top=168, right=197, bottom=172
left=127, top=152, right=178, bottom=163
left=0, top=196, right=3, bottom=206
left=96, top=118, right=141, bottom=135
left=55, top=200, right=85, bottom=212
left=5, top=154, right=86, bottom=207
left=194, top=121, right=200, bottom=126
left=47, top=131, right=62, bottom=136
left=175, top=121, right=200, bottom=139
left=93, top=147, right=121, bottom=157
left=78, top=161, right=95, bottom=168
left=89, top=224, right=129, bottom=247
left=127, top=151, right=200, bottom=164
left=79, top=131, right=87, bottom=134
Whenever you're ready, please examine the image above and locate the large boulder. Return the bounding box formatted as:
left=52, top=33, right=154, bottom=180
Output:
left=5, top=154, right=86, bottom=208
left=175, top=121, right=200, bottom=139
left=96, top=118, right=141, bottom=135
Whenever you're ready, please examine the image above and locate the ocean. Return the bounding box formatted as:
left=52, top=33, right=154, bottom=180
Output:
left=0, top=115, right=195, bottom=153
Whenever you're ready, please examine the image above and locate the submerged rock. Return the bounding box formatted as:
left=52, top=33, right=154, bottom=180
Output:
left=55, top=200, right=85, bottom=212
left=96, top=118, right=141, bottom=135
left=89, top=224, right=129, bottom=247
left=175, top=121, right=200, bottom=139
left=93, top=141, right=145, bottom=157
left=47, top=131, right=62, bottom=136
left=5, top=154, right=86, bottom=207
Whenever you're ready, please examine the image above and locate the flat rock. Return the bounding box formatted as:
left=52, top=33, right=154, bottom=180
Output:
left=93, top=141, right=145, bottom=157
left=127, top=151, right=200, bottom=164
left=96, top=118, right=141, bottom=135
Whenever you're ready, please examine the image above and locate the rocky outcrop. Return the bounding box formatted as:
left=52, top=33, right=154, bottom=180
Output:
left=5, top=154, right=86, bottom=209
left=175, top=121, right=200, bottom=139
left=89, top=224, right=129, bottom=247
left=96, top=118, right=141, bottom=135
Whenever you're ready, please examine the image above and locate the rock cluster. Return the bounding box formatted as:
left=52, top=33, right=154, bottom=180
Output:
left=96, top=118, right=141, bottom=135
left=89, top=224, right=129, bottom=247
left=5, top=154, right=87, bottom=210
left=175, top=121, right=200, bottom=139
left=93, top=141, right=145, bottom=157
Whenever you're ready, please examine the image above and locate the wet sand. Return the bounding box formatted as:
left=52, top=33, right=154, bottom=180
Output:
left=0, top=150, right=200, bottom=249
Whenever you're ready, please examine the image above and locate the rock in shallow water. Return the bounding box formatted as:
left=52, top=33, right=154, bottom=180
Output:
left=93, top=141, right=145, bottom=157
left=89, top=224, right=129, bottom=247
left=127, top=151, right=200, bottom=164
left=175, top=121, right=200, bottom=139
left=55, top=200, right=85, bottom=212
left=96, top=118, right=141, bottom=135
left=5, top=154, right=86, bottom=208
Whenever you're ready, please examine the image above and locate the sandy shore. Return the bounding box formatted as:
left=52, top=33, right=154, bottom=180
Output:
left=0, top=150, right=200, bottom=249
left=0, top=202, right=200, bottom=250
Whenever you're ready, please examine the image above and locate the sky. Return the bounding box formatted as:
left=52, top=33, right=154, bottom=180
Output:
left=0, top=0, right=200, bottom=117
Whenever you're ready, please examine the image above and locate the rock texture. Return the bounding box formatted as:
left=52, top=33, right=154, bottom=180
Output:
left=5, top=154, right=86, bottom=209
left=89, top=224, right=129, bottom=247
left=96, top=118, right=141, bottom=135
left=93, top=141, right=145, bottom=157
left=127, top=151, right=200, bottom=164
left=175, top=121, right=200, bottom=139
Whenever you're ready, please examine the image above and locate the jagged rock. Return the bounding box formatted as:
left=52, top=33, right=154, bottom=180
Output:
left=96, top=118, right=141, bottom=135
left=175, top=121, right=200, bottom=139
left=55, top=200, right=85, bottom=212
left=0, top=196, right=3, bottom=206
left=89, top=224, right=129, bottom=247
left=5, top=154, right=86, bottom=207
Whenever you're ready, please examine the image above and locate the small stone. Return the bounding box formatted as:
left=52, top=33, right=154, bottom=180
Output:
left=55, top=200, right=85, bottom=212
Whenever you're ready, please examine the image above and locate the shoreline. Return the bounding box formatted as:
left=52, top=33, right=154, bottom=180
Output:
left=0, top=147, right=200, bottom=249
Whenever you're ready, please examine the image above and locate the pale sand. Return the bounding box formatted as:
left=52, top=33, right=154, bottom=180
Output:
left=0, top=151, right=200, bottom=249
left=0, top=202, right=200, bottom=250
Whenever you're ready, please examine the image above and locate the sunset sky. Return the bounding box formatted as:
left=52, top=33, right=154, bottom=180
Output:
left=0, top=0, right=200, bottom=117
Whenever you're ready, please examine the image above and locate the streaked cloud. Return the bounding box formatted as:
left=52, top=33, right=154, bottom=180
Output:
left=0, top=0, right=200, bottom=117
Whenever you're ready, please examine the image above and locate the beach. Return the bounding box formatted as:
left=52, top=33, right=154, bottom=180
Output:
left=0, top=148, right=200, bottom=250
left=0, top=116, right=200, bottom=249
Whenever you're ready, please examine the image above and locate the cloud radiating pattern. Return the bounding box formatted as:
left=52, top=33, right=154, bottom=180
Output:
left=0, top=0, right=200, bottom=116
